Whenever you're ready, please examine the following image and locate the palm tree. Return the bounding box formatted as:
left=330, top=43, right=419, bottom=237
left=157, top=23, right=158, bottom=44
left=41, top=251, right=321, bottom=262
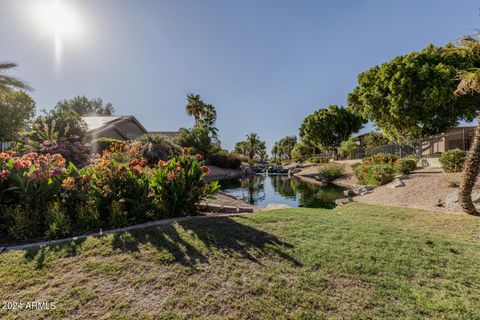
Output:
left=453, top=35, right=480, bottom=215
left=246, top=133, right=262, bottom=160
left=185, top=94, right=204, bottom=126
left=0, top=62, right=31, bottom=94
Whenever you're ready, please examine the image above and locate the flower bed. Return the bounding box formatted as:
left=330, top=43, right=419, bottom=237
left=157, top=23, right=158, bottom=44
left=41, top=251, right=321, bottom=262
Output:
left=0, top=148, right=218, bottom=241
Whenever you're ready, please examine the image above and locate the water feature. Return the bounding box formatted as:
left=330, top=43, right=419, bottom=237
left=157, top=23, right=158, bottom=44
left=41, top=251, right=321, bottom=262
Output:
left=219, top=174, right=345, bottom=208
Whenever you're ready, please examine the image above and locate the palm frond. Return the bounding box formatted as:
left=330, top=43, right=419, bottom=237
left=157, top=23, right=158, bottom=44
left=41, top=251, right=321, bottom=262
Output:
left=455, top=68, right=480, bottom=96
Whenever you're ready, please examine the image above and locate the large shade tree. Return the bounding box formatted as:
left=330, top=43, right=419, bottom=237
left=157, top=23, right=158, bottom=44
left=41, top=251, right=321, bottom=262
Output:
left=54, top=96, right=115, bottom=116
left=348, top=44, right=480, bottom=143
left=299, top=105, right=364, bottom=150
left=451, top=35, right=480, bottom=215
left=0, top=91, right=35, bottom=141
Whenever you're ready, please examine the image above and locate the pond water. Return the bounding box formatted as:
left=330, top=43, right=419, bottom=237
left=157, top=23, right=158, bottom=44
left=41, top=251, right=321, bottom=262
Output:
left=219, top=174, right=345, bottom=209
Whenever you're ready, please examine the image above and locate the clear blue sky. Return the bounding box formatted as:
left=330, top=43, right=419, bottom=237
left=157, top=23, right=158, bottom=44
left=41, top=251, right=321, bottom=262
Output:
left=1, top=0, right=479, bottom=150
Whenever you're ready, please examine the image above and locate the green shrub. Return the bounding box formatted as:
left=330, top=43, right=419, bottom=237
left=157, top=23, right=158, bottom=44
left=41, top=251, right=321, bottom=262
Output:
left=150, top=152, right=220, bottom=217
left=309, top=157, right=329, bottom=164
left=354, top=162, right=395, bottom=186
left=45, top=203, right=71, bottom=239
left=2, top=205, right=39, bottom=240
left=91, top=138, right=123, bottom=154
left=395, top=158, right=417, bottom=175
left=363, top=153, right=398, bottom=164
left=318, top=163, right=344, bottom=182
left=207, top=152, right=243, bottom=169
left=439, top=149, right=466, bottom=173
left=137, top=135, right=182, bottom=164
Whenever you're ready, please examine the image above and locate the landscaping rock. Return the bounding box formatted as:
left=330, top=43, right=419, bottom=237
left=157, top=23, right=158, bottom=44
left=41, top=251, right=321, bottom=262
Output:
left=472, top=191, right=480, bottom=203
left=335, top=197, right=353, bottom=206
left=353, top=185, right=374, bottom=196
left=445, top=192, right=459, bottom=206
left=263, top=203, right=291, bottom=210
left=343, top=190, right=356, bottom=197
left=434, top=196, right=444, bottom=207
left=386, top=178, right=405, bottom=189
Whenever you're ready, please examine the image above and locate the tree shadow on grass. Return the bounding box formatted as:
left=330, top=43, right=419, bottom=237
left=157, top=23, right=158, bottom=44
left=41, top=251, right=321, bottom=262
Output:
left=23, top=216, right=301, bottom=270
left=111, top=216, right=302, bottom=269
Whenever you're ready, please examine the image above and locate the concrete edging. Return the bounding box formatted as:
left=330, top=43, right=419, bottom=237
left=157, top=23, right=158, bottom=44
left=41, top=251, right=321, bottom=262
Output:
left=0, top=212, right=253, bottom=254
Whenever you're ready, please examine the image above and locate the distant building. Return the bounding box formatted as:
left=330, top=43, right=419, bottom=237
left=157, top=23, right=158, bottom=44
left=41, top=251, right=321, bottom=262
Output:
left=420, top=126, right=476, bottom=156
left=82, top=115, right=148, bottom=141
left=82, top=115, right=180, bottom=142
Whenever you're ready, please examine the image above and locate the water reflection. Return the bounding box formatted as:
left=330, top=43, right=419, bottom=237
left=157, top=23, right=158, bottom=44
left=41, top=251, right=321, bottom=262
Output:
left=219, top=174, right=345, bottom=209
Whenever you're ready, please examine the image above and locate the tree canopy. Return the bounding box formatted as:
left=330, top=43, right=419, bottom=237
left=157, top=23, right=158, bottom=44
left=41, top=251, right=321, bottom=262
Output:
left=0, top=91, right=35, bottom=141
left=347, top=44, right=480, bottom=143
left=272, top=136, right=297, bottom=160
left=234, top=133, right=267, bottom=161
left=299, top=105, right=364, bottom=150
left=54, top=96, right=115, bottom=116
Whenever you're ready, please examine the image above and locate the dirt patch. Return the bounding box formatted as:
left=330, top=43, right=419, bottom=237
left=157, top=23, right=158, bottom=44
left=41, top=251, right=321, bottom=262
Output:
left=325, top=274, right=373, bottom=318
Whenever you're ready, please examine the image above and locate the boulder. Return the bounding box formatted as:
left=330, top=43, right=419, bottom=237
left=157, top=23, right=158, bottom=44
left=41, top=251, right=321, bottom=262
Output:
left=386, top=178, right=405, bottom=189
left=343, top=190, right=356, bottom=197
left=445, top=192, right=459, bottom=206
left=353, top=185, right=374, bottom=196
left=263, top=203, right=291, bottom=211
left=335, top=198, right=353, bottom=206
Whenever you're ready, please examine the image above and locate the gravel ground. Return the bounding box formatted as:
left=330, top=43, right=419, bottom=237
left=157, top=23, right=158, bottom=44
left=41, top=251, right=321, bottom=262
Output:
left=354, top=167, right=478, bottom=213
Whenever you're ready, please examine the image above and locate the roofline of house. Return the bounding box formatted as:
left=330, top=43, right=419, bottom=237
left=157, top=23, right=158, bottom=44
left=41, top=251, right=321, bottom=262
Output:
left=86, top=115, right=149, bottom=139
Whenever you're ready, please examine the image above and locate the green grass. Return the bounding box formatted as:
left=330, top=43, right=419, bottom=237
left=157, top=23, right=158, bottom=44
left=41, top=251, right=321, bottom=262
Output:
left=1, top=203, right=480, bottom=319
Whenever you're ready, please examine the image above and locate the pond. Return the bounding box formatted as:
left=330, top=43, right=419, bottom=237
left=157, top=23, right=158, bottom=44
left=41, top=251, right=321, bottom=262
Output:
left=219, top=174, right=345, bottom=209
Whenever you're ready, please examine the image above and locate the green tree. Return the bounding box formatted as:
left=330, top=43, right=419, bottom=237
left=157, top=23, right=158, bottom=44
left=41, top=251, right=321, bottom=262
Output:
left=31, top=108, right=88, bottom=142
left=175, top=127, right=220, bottom=156
left=299, top=105, right=364, bottom=150
left=291, top=142, right=311, bottom=161
left=185, top=94, right=204, bottom=126
left=348, top=43, right=480, bottom=143
left=451, top=35, right=480, bottom=215
left=0, top=91, right=35, bottom=141
left=272, top=136, right=297, bottom=160
left=364, top=131, right=388, bottom=155
left=234, top=133, right=267, bottom=161
left=338, top=137, right=358, bottom=159
left=0, top=61, right=32, bottom=94
left=54, top=96, right=115, bottom=116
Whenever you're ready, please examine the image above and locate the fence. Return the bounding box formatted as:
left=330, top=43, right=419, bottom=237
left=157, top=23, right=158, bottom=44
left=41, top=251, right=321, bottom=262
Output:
left=0, top=141, right=12, bottom=152
left=351, top=127, right=476, bottom=159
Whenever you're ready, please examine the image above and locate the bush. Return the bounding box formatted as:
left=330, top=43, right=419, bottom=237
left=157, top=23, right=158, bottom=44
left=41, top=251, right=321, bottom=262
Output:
left=318, top=163, right=344, bottom=181
left=207, top=152, right=243, bottom=170
left=362, top=153, right=398, bottom=165
left=309, top=157, right=329, bottom=164
left=354, top=162, right=395, bottom=186
left=439, top=149, right=466, bottom=173
left=150, top=151, right=220, bottom=217
left=0, top=148, right=219, bottom=241
left=395, top=158, right=417, bottom=175
left=91, top=138, right=123, bottom=154
left=137, top=135, right=182, bottom=164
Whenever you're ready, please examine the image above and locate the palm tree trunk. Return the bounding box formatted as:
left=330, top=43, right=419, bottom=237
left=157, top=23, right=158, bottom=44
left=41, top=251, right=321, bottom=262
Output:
left=459, top=124, right=480, bottom=215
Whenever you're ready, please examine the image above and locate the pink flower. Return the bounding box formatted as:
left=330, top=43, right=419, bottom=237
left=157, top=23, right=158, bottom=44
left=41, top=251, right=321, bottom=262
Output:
left=0, top=169, right=10, bottom=180
left=201, top=166, right=210, bottom=174
left=182, top=147, right=190, bottom=154
left=195, top=154, right=202, bottom=161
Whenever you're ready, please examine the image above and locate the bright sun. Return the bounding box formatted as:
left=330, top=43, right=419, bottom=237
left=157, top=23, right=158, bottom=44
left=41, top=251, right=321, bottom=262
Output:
left=36, top=0, right=80, bottom=37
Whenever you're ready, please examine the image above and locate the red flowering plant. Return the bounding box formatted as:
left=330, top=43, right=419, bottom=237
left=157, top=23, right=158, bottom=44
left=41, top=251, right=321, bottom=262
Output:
left=0, top=151, right=67, bottom=208
left=86, top=156, right=153, bottom=227
left=150, top=148, right=219, bottom=217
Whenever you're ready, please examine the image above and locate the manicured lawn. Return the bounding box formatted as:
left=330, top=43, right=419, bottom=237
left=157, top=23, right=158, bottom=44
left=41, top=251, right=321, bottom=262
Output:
left=1, top=203, right=480, bottom=319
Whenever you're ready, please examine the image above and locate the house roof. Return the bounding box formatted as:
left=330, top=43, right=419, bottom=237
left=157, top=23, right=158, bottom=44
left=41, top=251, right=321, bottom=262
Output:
left=82, top=115, right=148, bottom=140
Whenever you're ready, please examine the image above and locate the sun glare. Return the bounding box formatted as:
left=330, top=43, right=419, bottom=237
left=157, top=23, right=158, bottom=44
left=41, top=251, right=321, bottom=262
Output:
left=36, top=0, right=79, bottom=36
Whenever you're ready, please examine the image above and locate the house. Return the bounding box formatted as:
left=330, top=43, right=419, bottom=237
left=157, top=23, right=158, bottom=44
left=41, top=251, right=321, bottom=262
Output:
left=420, top=126, right=476, bottom=156
left=82, top=115, right=149, bottom=141
left=82, top=115, right=180, bottom=142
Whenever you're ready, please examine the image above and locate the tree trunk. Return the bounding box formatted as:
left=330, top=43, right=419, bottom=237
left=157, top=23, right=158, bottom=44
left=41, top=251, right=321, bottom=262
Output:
left=459, top=124, right=480, bottom=215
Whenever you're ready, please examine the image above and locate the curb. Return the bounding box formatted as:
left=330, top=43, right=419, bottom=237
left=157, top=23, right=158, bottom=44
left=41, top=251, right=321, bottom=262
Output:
left=0, top=212, right=253, bottom=254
